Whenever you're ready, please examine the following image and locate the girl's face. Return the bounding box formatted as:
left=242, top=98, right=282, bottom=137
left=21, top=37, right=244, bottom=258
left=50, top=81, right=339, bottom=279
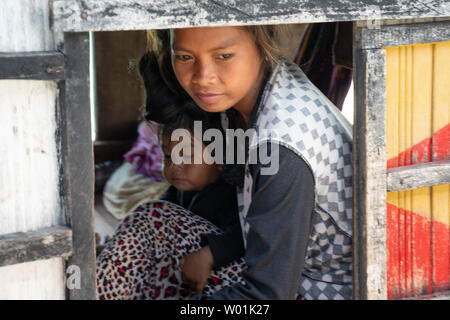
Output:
left=171, top=27, right=265, bottom=117
left=162, top=133, right=222, bottom=191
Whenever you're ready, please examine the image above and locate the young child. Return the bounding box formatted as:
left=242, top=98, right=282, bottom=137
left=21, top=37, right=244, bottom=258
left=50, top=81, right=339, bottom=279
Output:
left=140, top=51, right=245, bottom=293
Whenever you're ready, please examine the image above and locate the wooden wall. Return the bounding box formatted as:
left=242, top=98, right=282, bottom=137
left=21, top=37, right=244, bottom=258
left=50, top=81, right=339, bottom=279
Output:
left=0, top=0, right=66, bottom=299
left=93, top=30, right=147, bottom=163
left=385, top=41, right=450, bottom=299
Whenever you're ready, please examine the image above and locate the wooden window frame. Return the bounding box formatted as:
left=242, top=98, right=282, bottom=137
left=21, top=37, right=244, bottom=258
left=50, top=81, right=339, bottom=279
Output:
left=6, top=0, right=440, bottom=300
left=0, top=34, right=96, bottom=299
left=353, top=19, right=450, bottom=300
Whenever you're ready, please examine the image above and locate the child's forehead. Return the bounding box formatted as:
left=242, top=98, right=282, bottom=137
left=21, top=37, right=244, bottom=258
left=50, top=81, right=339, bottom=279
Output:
left=162, top=130, right=203, bottom=149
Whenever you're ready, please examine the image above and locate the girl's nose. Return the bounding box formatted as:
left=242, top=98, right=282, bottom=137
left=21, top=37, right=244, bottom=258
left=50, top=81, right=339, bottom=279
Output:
left=192, top=60, right=217, bottom=86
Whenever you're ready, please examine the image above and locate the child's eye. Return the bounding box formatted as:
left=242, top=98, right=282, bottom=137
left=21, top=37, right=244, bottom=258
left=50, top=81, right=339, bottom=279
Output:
left=217, top=53, right=234, bottom=60
left=174, top=54, right=193, bottom=62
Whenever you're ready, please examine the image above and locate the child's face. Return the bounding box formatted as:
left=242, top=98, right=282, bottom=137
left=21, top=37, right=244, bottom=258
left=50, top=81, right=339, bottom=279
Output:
left=162, top=133, right=222, bottom=192
left=171, top=26, right=265, bottom=115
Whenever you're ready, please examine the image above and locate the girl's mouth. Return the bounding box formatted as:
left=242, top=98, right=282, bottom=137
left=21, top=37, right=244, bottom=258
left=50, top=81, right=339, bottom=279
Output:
left=195, top=92, right=224, bottom=104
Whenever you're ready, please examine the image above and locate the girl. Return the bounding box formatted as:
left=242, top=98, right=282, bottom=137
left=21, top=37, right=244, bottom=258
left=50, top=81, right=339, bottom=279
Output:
left=167, top=25, right=353, bottom=300
left=98, top=25, right=353, bottom=300
left=96, top=52, right=246, bottom=299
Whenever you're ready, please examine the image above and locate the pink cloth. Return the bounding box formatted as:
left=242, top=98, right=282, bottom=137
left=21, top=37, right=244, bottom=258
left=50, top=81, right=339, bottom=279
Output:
left=124, top=121, right=164, bottom=182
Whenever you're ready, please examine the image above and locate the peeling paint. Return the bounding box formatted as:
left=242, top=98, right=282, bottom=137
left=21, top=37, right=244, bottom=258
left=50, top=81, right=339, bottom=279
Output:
left=53, top=0, right=450, bottom=32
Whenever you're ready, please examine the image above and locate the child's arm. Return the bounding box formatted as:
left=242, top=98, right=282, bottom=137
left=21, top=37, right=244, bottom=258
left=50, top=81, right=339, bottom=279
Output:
left=180, top=223, right=244, bottom=293
left=202, top=223, right=244, bottom=268
left=180, top=246, right=214, bottom=293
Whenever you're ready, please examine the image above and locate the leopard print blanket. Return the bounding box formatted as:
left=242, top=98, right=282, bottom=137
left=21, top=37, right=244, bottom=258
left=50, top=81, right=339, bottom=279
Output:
left=96, top=200, right=246, bottom=300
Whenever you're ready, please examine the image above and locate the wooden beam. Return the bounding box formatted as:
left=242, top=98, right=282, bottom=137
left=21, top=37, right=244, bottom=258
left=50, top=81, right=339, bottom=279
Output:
left=0, top=51, right=65, bottom=80
left=353, top=41, right=388, bottom=299
left=402, top=290, right=450, bottom=300
left=62, top=32, right=97, bottom=300
left=387, top=160, right=450, bottom=192
left=358, top=20, right=450, bottom=49
left=0, top=226, right=72, bottom=267
left=52, top=0, right=450, bottom=32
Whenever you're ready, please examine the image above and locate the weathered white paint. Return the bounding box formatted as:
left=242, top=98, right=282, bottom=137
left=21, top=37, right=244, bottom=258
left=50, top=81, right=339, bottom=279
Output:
left=0, top=0, right=55, bottom=52
left=0, top=80, right=61, bottom=235
left=0, top=0, right=66, bottom=299
left=0, top=257, right=65, bottom=300
left=53, top=0, right=450, bottom=32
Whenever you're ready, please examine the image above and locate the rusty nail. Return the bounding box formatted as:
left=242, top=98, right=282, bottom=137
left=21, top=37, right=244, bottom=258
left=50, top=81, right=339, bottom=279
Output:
left=46, top=66, right=64, bottom=74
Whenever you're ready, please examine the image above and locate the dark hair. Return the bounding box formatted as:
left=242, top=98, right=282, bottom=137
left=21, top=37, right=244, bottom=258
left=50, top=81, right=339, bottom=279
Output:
left=243, top=25, right=280, bottom=72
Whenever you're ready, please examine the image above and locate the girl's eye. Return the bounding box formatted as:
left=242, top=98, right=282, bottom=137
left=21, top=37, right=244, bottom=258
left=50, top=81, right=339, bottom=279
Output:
left=217, top=53, right=233, bottom=60
left=174, top=54, right=192, bottom=62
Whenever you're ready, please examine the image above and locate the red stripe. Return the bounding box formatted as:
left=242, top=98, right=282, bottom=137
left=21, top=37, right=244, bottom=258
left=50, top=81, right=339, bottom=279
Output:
left=387, top=124, right=450, bottom=168
left=387, top=203, right=450, bottom=299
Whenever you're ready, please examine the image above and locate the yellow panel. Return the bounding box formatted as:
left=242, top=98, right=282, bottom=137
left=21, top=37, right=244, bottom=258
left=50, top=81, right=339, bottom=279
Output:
left=385, top=41, right=450, bottom=297
left=432, top=41, right=450, bottom=226
left=385, top=47, right=400, bottom=163
left=432, top=42, right=450, bottom=135
left=411, top=44, right=432, bottom=221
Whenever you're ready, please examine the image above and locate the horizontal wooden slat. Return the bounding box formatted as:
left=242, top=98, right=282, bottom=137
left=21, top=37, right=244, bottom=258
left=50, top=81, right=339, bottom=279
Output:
left=358, top=20, right=450, bottom=49
left=0, top=51, right=65, bottom=80
left=387, top=160, right=450, bottom=192
left=0, top=226, right=72, bottom=267
left=402, top=290, right=450, bottom=300
left=52, top=0, right=450, bottom=32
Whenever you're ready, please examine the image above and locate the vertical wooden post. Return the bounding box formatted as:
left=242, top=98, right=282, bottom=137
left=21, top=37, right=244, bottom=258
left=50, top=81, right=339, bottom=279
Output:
left=62, top=32, right=97, bottom=300
left=353, top=28, right=388, bottom=299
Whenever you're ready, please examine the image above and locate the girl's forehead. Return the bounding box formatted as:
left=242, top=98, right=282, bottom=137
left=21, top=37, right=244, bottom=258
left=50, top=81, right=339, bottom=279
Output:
left=172, top=26, right=250, bottom=50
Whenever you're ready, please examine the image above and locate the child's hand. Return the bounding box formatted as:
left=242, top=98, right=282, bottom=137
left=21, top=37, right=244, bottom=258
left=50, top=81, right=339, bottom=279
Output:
left=180, top=245, right=214, bottom=294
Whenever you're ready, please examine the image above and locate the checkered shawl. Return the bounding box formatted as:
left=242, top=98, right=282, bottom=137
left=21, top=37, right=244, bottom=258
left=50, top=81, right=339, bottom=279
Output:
left=236, top=59, right=353, bottom=299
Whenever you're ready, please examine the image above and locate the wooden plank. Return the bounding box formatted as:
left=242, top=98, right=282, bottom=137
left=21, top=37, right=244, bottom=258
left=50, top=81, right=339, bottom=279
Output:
left=0, top=51, right=65, bottom=80
left=0, top=226, right=72, bottom=267
left=385, top=41, right=450, bottom=298
left=0, top=80, right=63, bottom=235
left=62, top=32, right=97, bottom=300
left=94, top=30, right=145, bottom=142
left=385, top=46, right=401, bottom=299
left=353, top=43, right=387, bottom=299
left=431, top=41, right=450, bottom=292
left=410, top=44, right=433, bottom=296
left=359, top=20, right=450, bottom=49
left=0, top=257, right=66, bottom=300
left=402, top=289, right=450, bottom=300
left=387, top=161, right=450, bottom=191
left=52, top=0, right=450, bottom=32
left=1, top=0, right=56, bottom=52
